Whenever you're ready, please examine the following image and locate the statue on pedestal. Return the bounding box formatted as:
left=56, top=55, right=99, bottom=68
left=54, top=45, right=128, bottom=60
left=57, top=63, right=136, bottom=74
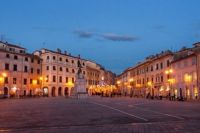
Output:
left=74, top=58, right=87, bottom=99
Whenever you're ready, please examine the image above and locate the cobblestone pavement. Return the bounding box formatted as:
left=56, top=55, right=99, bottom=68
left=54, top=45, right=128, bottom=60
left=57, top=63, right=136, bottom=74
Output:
left=0, top=97, right=200, bottom=133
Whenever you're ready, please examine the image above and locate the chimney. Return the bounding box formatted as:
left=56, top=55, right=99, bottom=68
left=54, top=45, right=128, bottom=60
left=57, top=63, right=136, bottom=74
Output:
left=57, top=48, right=61, bottom=53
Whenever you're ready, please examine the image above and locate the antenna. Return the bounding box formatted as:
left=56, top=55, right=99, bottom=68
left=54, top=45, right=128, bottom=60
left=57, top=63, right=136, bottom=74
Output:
left=0, top=34, right=5, bottom=41
left=42, top=42, right=46, bottom=47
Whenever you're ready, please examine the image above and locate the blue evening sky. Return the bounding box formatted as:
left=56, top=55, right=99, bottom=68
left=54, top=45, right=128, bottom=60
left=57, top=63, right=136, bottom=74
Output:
left=0, top=0, right=200, bottom=74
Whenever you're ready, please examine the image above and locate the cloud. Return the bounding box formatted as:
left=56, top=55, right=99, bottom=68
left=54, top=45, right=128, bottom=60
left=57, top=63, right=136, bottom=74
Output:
left=73, top=29, right=138, bottom=42
left=101, top=33, right=138, bottom=42
left=73, top=30, right=94, bottom=38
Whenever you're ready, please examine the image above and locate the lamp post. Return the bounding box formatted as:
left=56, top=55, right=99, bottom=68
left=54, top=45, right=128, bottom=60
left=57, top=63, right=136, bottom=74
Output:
left=184, top=74, right=192, bottom=100
left=147, top=81, right=152, bottom=99
left=2, top=72, right=8, bottom=98
left=165, top=69, right=173, bottom=100
left=129, top=78, right=134, bottom=97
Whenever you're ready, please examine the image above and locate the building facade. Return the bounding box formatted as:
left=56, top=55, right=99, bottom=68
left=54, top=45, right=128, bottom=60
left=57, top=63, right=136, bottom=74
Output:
left=0, top=41, right=42, bottom=98
left=34, top=48, right=87, bottom=97
left=117, top=50, right=174, bottom=98
left=171, top=49, right=198, bottom=100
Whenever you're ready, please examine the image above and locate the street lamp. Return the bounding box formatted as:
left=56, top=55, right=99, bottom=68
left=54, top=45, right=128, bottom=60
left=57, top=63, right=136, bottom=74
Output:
left=184, top=74, right=192, bottom=99
left=129, top=78, right=134, bottom=97
left=147, top=81, right=153, bottom=98
left=165, top=69, right=173, bottom=100
left=2, top=72, right=8, bottom=97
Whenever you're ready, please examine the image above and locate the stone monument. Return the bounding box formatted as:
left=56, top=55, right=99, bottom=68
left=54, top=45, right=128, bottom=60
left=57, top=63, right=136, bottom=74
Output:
left=74, top=58, right=88, bottom=99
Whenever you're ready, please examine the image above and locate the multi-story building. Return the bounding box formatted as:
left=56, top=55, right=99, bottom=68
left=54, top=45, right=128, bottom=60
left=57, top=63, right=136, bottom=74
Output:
left=85, top=60, right=116, bottom=93
left=117, top=50, right=173, bottom=98
left=171, top=48, right=198, bottom=100
left=0, top=41, right=115, bottom=98
left=33, top=48, right=87, bottom=97
left=0, top=41, right=42, bottom=98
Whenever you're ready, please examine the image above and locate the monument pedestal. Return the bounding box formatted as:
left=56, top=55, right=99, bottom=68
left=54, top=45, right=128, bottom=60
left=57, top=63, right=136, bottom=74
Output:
left=74, top=74, right=88, bottom=99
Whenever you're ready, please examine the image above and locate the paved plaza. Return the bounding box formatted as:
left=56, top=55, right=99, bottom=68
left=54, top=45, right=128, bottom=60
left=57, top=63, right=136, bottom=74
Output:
left=0, top=97, right=200, bottom=133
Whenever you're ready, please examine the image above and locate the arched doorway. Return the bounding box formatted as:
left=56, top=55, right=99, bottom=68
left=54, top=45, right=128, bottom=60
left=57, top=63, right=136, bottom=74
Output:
left=52, top=87, right=56, bottom=97
left=4, top=87, right=9, bottom=98
left=65, top=87, right=68, bottom=96
left=58, top=87, right=62, bottom=96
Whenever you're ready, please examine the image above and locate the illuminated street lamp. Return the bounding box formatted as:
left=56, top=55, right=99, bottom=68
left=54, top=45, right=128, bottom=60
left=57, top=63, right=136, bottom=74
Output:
left=165, top=69, right=173, bottom=99
left=147, top=81, right=153, bottom=98
left=184, top=74, right=192, bottom=99
left=1, top=72, right=8, bottom=97
left=117, top=80, right=121, bottom=85
left=128, top=78, right=134, bottom=97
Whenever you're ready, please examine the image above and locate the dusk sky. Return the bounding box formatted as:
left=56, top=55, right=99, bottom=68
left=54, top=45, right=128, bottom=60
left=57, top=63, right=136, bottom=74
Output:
left=0, top=0, right=200, bottom=74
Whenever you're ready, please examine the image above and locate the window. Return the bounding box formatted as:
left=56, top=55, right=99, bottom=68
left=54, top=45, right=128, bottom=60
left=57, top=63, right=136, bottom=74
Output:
left=66, top=77, right=68, bottom=83
left=59, top=76, right=62, bottom=83
left=59, top=57, right=62, bottom=61
left=24, top=66, right=28, bottom=72
left=37, top=69, right=40, bottom=74
left=14, top=55, right=18, bottom=60
left=46, top=56, right=49, bottom=60
left=66, top=68, right=69, bottom=72
left=13, top=64, right=17, bottom=71
left=66, top=59, right=68, bottom=62
left=53, top=66, right=56, bottom=71
left=30, top=79, right=33, bottom=84
left=4, top=77, right=8, bottom=84
left=72, top=69, right=75, bottom=73
left=25, top=57, right=28, bottom=62
left=6, top=54, right=10, bottom=58
left=31, top=68, right=33, bottom=73
left=160, top=62, right=163, bottom=69
left=151, top=66, right=153, bottom=71
left=151, top=77, right=154, bottom=83
left=83, top=71, right=85, bottom=75
left=60, top=67, right=62, bottom=71
left=46, top=66, right=49, bottom=70
left=13, top=78, right=17, bottom=84
left=72, top=77, right=75, bottom=83
left=72, top=60, right=74, bottom=64
left=5, top=63, right=9, bottom=70
left=31, top=58, right=34, bottom=63
left=156, top=64, right=159, bottom=70
left=161, top=76, right=163, bottom=82
left=53, top=76, right=56, bottom=82
left=24, top=79, right=27, bottom=85
left=37, top=60, right=40, bottom=64
left=83, top=62, right=85, bottom=66
left=53, top=56, right=56, bottom=60
left=20, top=50, right=24, bottom=53
left=167, top=60, right=170, bottom=67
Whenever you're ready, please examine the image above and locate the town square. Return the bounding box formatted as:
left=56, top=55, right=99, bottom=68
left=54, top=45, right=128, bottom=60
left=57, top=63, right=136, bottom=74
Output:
left=1, top=0, right=200, bottom=133
left=1, top=97, right=200, bottom=133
